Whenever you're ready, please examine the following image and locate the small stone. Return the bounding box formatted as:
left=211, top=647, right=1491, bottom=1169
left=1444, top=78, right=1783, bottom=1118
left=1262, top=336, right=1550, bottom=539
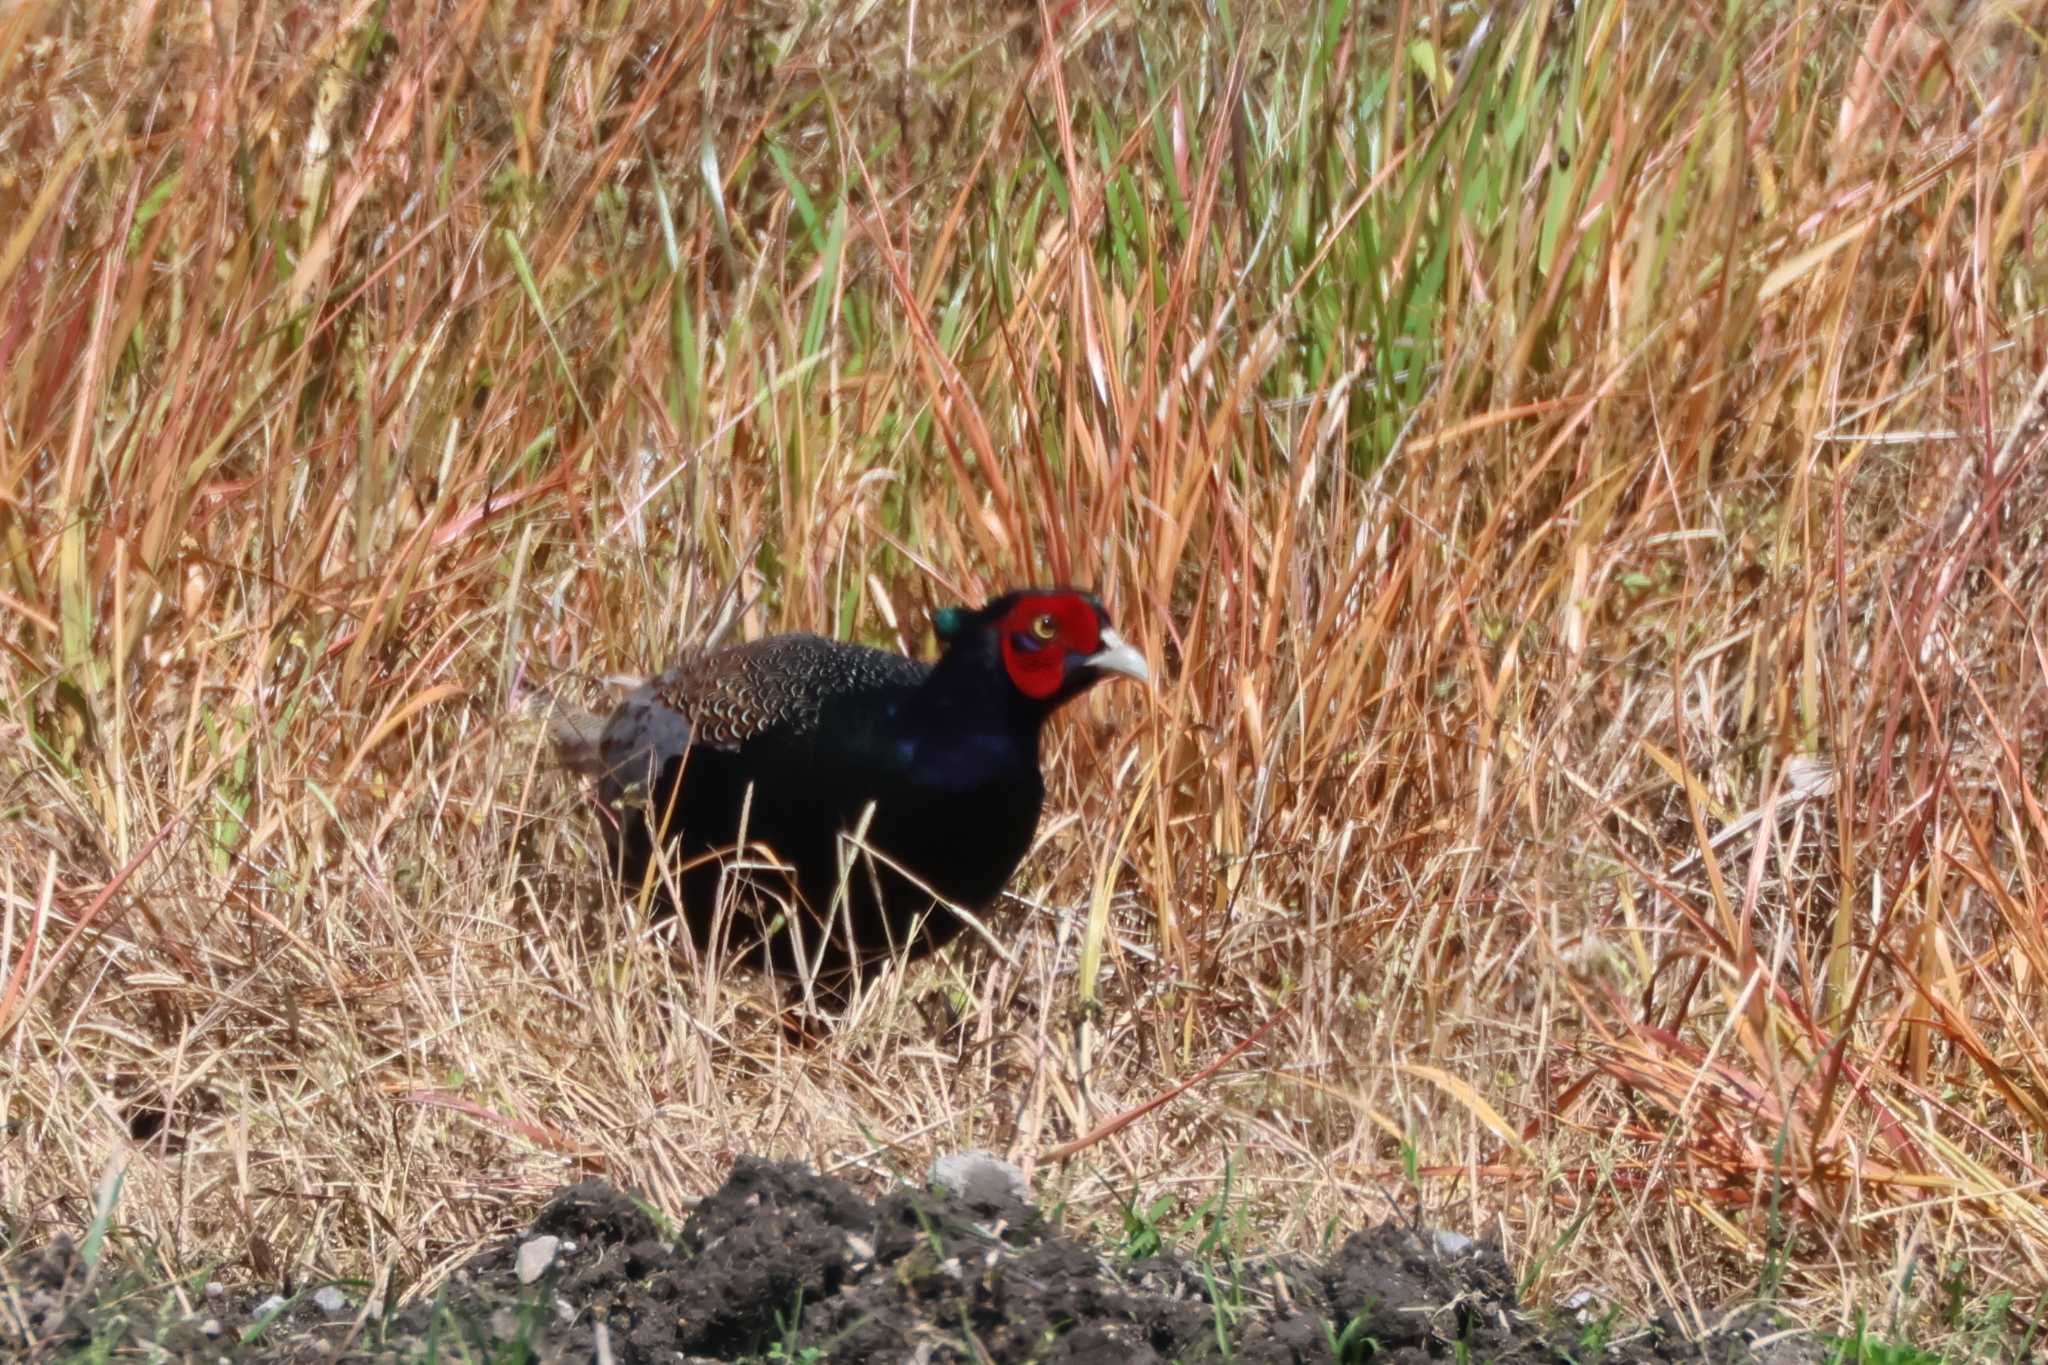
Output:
left=930, top=1150, right=1030, bottom=1206
left=201, top=1318, right=222, bottom=1337
left=251, top=1294, right=288, bottom=1320
left=1430, top=1228, right=1476, bottom=1259
left=312, top=1286, right=349, bottom=1314
left=204, top=1280, right=225, bottom=1300
left=517, top=1234, right=562, bottom=1284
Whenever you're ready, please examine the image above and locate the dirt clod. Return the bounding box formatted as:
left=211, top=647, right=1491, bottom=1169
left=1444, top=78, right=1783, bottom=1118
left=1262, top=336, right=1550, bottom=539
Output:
left=2, top=1159, right=1818, bottom=1362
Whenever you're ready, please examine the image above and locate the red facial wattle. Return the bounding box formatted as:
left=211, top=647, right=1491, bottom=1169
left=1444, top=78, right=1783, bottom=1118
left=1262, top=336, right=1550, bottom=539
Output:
left=997, top=593, right=1102, bottom=700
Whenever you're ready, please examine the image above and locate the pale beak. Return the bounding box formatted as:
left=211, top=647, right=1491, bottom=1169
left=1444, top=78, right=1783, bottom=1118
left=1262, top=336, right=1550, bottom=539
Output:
left=1082, top=628, right=1151, bottom=685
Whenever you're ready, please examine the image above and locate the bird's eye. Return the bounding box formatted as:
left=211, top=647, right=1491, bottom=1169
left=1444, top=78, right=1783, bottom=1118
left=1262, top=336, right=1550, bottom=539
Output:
left=1030, top=613, right=1058, bottom=641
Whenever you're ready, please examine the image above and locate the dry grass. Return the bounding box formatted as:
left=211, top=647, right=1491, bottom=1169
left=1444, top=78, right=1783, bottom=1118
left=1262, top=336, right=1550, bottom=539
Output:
left=3, top=0, right=2045, bottom=1350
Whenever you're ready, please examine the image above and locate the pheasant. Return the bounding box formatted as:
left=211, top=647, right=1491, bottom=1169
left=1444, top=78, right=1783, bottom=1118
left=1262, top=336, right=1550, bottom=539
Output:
left=568, top=588, right=1148, bottom=996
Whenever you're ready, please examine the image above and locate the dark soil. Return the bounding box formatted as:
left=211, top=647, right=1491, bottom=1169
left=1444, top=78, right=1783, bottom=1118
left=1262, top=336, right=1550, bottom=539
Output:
left=3, top=1156, right=1827, bottom=1362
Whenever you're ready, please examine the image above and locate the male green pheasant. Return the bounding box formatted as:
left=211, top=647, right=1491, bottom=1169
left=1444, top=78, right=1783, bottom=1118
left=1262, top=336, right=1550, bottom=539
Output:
left=587, top=589, right=1148, bottom=993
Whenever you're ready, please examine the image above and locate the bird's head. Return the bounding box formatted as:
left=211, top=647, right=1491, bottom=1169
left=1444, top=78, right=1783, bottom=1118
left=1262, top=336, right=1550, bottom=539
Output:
left=934, top=588, right=1150, bottom=707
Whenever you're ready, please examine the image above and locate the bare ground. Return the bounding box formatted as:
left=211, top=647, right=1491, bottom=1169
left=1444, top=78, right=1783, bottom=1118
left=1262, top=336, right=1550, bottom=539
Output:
left=5, top=1156, right=1832, bottom=1363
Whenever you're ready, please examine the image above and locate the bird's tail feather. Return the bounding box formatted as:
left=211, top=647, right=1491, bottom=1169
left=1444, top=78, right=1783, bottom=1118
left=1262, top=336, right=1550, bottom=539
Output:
left=513, top=683, right=637, bottom=777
